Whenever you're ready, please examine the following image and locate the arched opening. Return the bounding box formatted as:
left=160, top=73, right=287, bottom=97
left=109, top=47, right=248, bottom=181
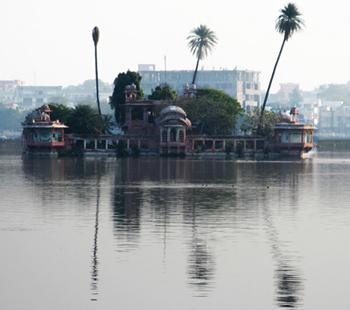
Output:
left=179, top=130, right=185, bottom=142
left=162, top=129, right=168, bottom=142
left=170, top=128, right=177, bottom=142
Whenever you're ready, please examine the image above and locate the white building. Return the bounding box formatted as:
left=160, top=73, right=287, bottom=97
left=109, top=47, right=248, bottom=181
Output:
left=138, top=65, right=261, bottom=110
left=15, top=86, right=63, bottom=110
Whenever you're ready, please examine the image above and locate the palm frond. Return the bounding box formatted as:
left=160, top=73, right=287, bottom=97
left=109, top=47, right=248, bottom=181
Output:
left=275, top=3, right=304, bottom=40
left=187, top=24, right=217, bottom=60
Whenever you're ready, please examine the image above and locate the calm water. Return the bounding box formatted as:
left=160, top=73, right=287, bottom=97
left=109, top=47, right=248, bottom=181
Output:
left=1, top=150, right=350, bottom=309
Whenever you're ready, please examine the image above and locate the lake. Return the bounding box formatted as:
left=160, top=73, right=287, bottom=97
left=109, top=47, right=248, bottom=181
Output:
left=1, top=146, right=350, bottom=309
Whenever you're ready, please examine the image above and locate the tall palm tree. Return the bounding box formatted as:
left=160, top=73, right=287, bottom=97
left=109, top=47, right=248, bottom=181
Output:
left=187, top=25, right=217, bottom=85
left=259, top=3, right=304, bottom=129
left=92, top=26, right=102, bottom=117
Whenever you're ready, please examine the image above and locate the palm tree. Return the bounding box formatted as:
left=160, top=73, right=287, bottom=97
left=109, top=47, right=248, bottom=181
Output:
left=187, top=25, right=217, bottom=85
left=259, top=3, right=304, bottom=130
left=92, top=26, right=102, bottom=117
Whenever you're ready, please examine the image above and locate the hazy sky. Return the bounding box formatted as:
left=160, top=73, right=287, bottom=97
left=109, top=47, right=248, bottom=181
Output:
left=1, top=0, right=349, bottom=91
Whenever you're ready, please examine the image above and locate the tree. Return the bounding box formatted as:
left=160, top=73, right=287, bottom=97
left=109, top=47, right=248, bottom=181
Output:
left=178, top=88, right=242, bottom=135
left=148, top=84, right=177, bottom=100
left=48, top=103, right=72, bottom=124
left=243, top=109, right=283, bottom=139
left=187, top=25, right=217, bottom=85
left=259, top=3, right=304, bottom=130
left=66, top=105, right=110, bottom=135
left=92, top=26, right=102, bottom=116
left=109, top=71, right=143, bottom=125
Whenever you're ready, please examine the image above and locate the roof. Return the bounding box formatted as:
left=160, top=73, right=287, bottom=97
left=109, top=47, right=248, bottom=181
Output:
left=275, top=123, right=314, bottom=130
left=160, top=105, right=187, bottom=117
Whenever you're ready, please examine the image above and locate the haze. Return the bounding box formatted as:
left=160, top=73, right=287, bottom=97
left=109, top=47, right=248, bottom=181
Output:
left=1, top=0, right=348, bottom=91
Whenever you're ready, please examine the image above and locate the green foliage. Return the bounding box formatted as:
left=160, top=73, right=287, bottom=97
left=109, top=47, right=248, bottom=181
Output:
left=178, top=88, right=242, bottom=135
left=48, top=103, right=72, bottom=124
left=276, top=3, right=304, bottom=41
left=187, top=25, right=217, bottom=60
left=187, top=25, right=217, bottom=84
left=260, top=3, right=304, bottom=125
left=67, top=105, right=110, bottom=135
left=148, top=84, right=177, bottom=100
left=48, top=104, right=110, bottom=135
left=109, top=71, right=143, bottom=125
left=0, top=106, right=25, bottom=131
left=242, top=109, right=283, bottom=138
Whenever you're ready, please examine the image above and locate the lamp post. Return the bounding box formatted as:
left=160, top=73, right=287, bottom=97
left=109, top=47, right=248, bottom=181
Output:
left=92, top=26, right=102, bottom=116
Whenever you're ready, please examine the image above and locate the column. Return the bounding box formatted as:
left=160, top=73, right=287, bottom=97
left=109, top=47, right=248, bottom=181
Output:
left=94, top=139, right=97, bottom=150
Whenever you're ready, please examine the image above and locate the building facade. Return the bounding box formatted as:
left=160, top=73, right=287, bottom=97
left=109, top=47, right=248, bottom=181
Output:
left=138, top=65, right=261, bottom=110
left=15, top=86, right=63, bottom=110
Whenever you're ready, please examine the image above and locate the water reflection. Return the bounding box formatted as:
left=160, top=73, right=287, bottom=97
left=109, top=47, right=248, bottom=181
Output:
left=187, top=236, right=215, bottom=296
left=90, top=182, right=100, bottom=301
left=276, top=265, right=303, bottom=308
left=19, top=155, right=314, bottom=305
left=261, top=164, right=306, bottom=309
left=21, top=156, right=109, bottom=206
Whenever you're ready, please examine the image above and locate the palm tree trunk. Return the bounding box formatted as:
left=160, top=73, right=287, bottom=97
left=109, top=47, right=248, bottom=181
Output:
left=258, top=37, right=286, bottom=131
left=192, top=56, right=200, bottom=85
left=94, top=44, right=102, bottom=116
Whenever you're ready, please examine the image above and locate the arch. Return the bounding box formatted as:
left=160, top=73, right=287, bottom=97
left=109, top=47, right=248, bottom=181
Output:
left=170, top=128, right=177, bottom=142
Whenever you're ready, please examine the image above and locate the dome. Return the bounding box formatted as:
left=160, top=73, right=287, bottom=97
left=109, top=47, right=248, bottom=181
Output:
left=158, top=105, right=191, bottom=128
left=160, top=105, right=187, bottom=117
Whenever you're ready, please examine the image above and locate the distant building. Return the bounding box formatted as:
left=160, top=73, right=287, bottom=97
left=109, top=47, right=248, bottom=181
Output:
left=138, top=65, right=261, bottom=110
left=318, top=101, right=350, bottom=138
left=15, top=86, right=63, bottom=110
left=63, top=79, right=113, bottom=105
left=0, top=80, right=23, bottom=105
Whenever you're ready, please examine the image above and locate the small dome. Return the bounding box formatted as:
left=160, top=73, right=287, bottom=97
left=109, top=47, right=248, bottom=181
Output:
left=160, top=105, right=187, bottom=117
